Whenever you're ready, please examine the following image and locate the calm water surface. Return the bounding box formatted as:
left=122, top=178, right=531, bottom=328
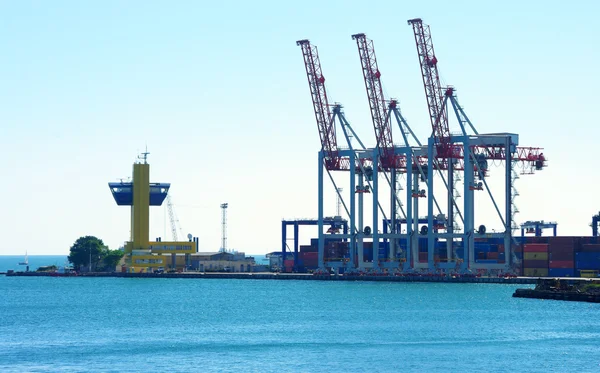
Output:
left=0, top=277, right=599, bottom=372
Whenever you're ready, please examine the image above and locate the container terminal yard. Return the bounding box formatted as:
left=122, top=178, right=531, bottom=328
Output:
left=6, top=18, right=600, bottom=282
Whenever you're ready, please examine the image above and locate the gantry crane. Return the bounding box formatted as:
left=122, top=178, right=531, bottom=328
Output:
left=297, top=39, right=375, bottom=270
left=351, top=33, right=439, bottom=270
left=407, top=18, right=547, bottom=273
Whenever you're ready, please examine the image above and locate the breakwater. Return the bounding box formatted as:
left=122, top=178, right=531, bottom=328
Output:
left=513, top=288, right=600, bottom=303
left=6, top=271, right=541, bottom=284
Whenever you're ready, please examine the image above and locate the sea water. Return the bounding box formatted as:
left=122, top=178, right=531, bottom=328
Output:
left=0, top=255, right=269, bottom=273
left=0, top=276, right=599, bottom=372
left=0, top=256, right=69, bottom=273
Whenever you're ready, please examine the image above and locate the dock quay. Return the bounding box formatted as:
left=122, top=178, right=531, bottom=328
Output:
left=5, top=271, right=543, bottom=284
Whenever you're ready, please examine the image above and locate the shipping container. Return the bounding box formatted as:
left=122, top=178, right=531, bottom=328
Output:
left=523, top=268, right=549, bottom=277
left=548, top=237, right=575, bottom=244
left=549, top=251, right=574, bottom=261
left=302, top=252, right=318, bottom=259
left=580, top=244, right=600, bottom=252
left=578, top=269, right=599, bottom=278
left=474, top=244, right=491, bottom=253
left=575, top=252, right=600, bottom=266
left=300, top=245, right=317, bottom=253
left=522, top=259, right=548, bottom=268
left=523, top=252, right=548, bottom=261
left=548, top=268, right=575, bottom=277
left=549, top=260, right=574, bottom=269
left=523, top=244, right=548, bottom=253
left=283, top=260, right=294, bottom=267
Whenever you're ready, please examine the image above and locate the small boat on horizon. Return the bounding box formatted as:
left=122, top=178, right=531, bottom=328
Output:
left=18, top=252, right=28, bottom=266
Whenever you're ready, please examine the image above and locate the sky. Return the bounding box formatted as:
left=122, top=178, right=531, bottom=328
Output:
left=1, top=0, right=599, bottom=255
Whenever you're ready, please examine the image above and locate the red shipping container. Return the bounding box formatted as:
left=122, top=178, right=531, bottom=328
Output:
left=580, top=244, right=600, bottom=252
left=529, top=237, right=549, bottom=244
left=548, top=245, right=575, bottom=253
left=549, top=252, right=574, bottom=261
left=580, top=237, right=594, bottom=245
left=418, top=252, right=428, bottom=262
left=523, top=259, right=548, bottom=268
left=549, top=260, right=574, bottom=269
left=300, top=245, right=318, bottom=253
left=548, top=237, right=576, bottom=245
left=283, top=260, right=294, bottom=267
left=488, top=252, right=499, bottom=259
left=524, top=244, right=549, bottom=253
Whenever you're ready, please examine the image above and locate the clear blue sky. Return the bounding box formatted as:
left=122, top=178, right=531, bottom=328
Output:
left=1, top=0, right=598, bottom=255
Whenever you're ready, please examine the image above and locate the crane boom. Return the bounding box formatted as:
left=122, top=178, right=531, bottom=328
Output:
left=296, top=39, right=340, bottom=170
left=409, top=18, right=546, bottom=172
left=166, top=194, right=178, bottom=241
left=407, top=18, right=453, bottom=158
left=351, top=33, right=396, bottom=169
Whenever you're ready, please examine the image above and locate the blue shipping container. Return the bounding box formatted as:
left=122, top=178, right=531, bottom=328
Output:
left=474, top=244, right=491, bottom=253
left=576, top=262, right=600, bottom=270
left=575, top=252, right=600, bottom=269
left=548, top=268, right=575, bottom=277
left=575, top=252, right=600, bottom=261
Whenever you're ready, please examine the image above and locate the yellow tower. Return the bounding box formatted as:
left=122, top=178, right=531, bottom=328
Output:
left=109, top=152, right=197, bottom=273
left=131, top=161, right=150, bottom=250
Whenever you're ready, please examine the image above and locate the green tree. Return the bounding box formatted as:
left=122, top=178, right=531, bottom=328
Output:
left=68, top=236, right=106, bottom=272
left=100, top=249, right=125, bottom=272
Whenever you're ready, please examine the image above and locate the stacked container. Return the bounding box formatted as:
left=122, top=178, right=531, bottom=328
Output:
left=283, top=259, right=294, bottom=272
left=547, top=236, right=576, bottom=277
left=301, top=252, right=318, bottom=268
left=522, top=243, right=548, bottom=277
left=474, top=243, right=506, bottom=264
left=576, top=244, right=600, bottom=276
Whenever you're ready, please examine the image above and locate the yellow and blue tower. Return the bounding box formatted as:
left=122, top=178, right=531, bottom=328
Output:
left=109, top=152, right=196, bottom=272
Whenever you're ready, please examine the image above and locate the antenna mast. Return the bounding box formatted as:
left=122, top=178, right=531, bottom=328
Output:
left=220, top=203, right=228, bottom=252
left=138, top=146, right=150, bottom=164
left=336, top=187, right=343, bottom=216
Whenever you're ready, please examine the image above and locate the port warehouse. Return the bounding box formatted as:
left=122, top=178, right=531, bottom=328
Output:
left=124, top=251, right=260, bottom=273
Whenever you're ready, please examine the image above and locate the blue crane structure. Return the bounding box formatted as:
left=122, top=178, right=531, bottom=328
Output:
left=592, top=213, right=600, bottom=237
left=407, top=18, right=546, bottom=273
left=351, top=33, right=433, bottom=271
left=294, top=20, right=547, bottom=275
left=281, top=217, right=348, bottom=271
left=520, top=220, right=557, bottom=238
